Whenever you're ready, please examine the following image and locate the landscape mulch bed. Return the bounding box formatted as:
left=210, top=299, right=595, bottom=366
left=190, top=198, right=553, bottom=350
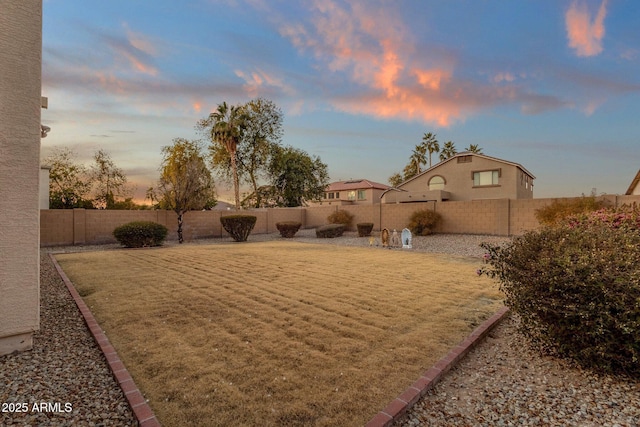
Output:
left=55, top=241, right=502, bottom=426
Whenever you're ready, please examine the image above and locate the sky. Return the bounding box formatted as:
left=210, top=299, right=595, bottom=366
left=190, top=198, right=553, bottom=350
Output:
left=40, top=0, right=640, bottom=202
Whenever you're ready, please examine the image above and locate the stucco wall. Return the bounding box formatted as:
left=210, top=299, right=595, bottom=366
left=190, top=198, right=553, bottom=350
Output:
left=395, top=156, right=533, bottom=201
left=0, top=2, right=42, bottom=355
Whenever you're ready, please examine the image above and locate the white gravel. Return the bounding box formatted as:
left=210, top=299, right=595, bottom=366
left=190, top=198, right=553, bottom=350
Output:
left=5, top=231, right=638, bottom=426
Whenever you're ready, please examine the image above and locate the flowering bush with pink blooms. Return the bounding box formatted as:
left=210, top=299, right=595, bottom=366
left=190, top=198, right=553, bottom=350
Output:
left=479, top=204, right=640, bottom=377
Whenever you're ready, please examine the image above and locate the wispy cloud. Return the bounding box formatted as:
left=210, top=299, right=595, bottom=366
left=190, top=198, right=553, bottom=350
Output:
left=276, top=0, right=565, bottom=127
left=565, top=0, right=608, bottom=57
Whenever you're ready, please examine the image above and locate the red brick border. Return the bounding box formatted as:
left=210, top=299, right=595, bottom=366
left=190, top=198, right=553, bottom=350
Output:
left=49, top=253, right=161, bottom=427
left=365, top=306, right=510, bottom=427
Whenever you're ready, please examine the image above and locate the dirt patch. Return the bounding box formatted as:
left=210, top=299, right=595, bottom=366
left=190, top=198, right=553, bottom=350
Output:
left=55, top=241, right=502, bottom=427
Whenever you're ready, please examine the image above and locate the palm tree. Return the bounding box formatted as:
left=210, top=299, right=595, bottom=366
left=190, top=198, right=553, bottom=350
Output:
left=421, top=132, right=440, bottom=167
left=439, top=141, right=457, bottom=161
left=465, top=144, right=483, bottom=154
left=409, top=143, right=428, bottom=175
left=208, top=102, right=246, bottom=210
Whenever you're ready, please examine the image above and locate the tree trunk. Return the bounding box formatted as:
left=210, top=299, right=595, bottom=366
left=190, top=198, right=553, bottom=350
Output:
left=231, top=152, right=240, bottom=210
left=250, top=172, right=260, bottom=208
left=177, top=211, right=184, bottom=244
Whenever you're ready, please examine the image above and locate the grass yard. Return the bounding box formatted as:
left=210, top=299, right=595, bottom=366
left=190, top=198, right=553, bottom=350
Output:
left=55, top=241, right=503, bottom=427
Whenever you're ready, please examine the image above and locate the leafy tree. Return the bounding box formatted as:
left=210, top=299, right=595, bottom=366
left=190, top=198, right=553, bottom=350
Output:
left=201, top=98, right=283, bottom=209
left=268, top=145, right=329, bottom=207
left=464, top=144, right=483, bottom=154
left=422, top=132, right=440, bottom=168
left=388, top=172, right=403, bottom=187
left=439, top=141, right=457, bottom=161
left=43, top=147, right=94, bottom=209
left=241, top=185, right=281, bottom=209
left=199, top=102, right=247, bottom=210
left=90, top=149, right=130, bottom=209
left=157, top=138, right=216, bottom=243
left=238, top=98, right=283, bottom=207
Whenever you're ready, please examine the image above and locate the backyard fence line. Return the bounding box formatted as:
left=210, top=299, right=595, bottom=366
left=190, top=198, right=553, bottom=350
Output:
left=40, top=194, right=640, bottom=247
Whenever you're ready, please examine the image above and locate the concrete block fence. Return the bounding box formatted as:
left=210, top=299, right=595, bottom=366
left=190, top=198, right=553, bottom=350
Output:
left=40, top=195, right=640, bottom=247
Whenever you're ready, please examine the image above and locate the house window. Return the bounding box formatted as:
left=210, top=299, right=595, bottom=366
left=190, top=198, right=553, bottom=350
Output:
left=357, top=190, right=366, bottom=200
left=347, top=191, right=356, bottom=201
left=328, top=192, right=335, bottom=199
left=335, top=192, right=340, bottom=199
left=473, top=170, right=500, bottom=186
left=457, top=155, right=472, bottom=163
left=428, top=176, right=445, bottom=190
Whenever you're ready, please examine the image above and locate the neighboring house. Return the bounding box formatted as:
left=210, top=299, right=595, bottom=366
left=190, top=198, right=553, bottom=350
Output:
left=625, top=170, right=640, bottom=195
left=382, top=152, right=535, bottom=203
left=315, top=179, right=391, bottom=205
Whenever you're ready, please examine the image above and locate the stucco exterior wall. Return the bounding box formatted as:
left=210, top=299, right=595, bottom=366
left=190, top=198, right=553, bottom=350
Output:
left=395, top=156, right=533, bottom=201
left=0, top=1, right=42, bottom=355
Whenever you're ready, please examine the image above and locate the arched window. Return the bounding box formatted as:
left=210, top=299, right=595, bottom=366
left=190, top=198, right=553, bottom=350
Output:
left=428, top=175, right=445, bottom=190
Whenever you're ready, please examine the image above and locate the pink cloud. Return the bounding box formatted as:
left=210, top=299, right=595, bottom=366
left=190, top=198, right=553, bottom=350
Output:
left=276, top=0, right=559, bottom=127
left=565, top=0, right=608, bottom=57
left=278, top=0, right=474, bottom=126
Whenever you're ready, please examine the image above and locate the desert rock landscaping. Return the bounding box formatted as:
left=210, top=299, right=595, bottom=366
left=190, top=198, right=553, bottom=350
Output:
left=54, top=241, right=502, bottom=426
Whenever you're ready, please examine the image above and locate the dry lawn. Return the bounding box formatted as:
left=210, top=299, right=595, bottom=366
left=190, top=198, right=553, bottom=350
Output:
left=55, top=241, right=503, bottom=427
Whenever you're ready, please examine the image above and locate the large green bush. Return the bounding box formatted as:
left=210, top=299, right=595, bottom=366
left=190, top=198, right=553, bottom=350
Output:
left=327, top=209, right=354, bottom=230
left=113, top=221, right=168, bottom=248
left=276, top=221, right=302, bottom=238
left=480, top=206, right=640, bottom=377
left=407, top=209, right=442, bottom=236
left=220, top=215, right=257, bottom=242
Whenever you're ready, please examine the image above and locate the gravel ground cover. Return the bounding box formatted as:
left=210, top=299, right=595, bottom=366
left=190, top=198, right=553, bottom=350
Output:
left=0, top=254, right=135, bottom=426
left=3, top=230, right=638, bottom=426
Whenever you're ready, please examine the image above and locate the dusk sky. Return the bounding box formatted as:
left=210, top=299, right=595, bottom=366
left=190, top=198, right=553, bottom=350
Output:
left=41, top=0, right=640, bottom=202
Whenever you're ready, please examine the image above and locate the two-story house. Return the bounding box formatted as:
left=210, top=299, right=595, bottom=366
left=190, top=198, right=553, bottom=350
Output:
left=317, top=179, right=390, bottom=205
left=382, top=152, right=535, bottom=203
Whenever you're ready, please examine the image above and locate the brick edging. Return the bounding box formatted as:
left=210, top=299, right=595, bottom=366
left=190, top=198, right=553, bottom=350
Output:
left=365, top=306, right=510, bottom=427
left=49, top=253, right=161, bottom=427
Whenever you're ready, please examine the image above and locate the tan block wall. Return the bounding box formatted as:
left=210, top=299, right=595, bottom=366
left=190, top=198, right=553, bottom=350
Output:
left=305, top=206, right=340, bottom=228
left=435, top=199, right=510, bottom=235
left=40, top=210, right=75, bottom=246
left=264, top=208, right=306, bottom=232
left=380, top=202, right=435, bottom=232
left=39, top=195, right=640, bottom=247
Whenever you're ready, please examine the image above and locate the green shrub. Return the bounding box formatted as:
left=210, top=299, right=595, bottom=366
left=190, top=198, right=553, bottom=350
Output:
left=480, top=206, right=640, bottom=377
left=407, top=209, right=442, bottom=236
left=220, top=215, right=257, bottom=242
left=276, top=221, right=302, bottom=238
left=113, top=221, right=168, bottom=248
left=356, top=222, right=374, bottom=237
left=327, top=209, right=354, bottom=230
left=316, top=224, right=345, bottom=238
left=534, top=195, right=609, bottom=226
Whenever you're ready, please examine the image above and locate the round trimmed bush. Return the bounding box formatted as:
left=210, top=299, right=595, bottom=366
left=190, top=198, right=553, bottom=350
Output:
left=480, top=206, right=640, bottom=377
left=356, top=222, right=374, bottom=237
left=276, top=221, right=302, bottom=238
left=113, top=221, right=168, bottom=248
left=220, top=215, right=257, bottom=242
left=316, top=224, right=345, bottom=238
